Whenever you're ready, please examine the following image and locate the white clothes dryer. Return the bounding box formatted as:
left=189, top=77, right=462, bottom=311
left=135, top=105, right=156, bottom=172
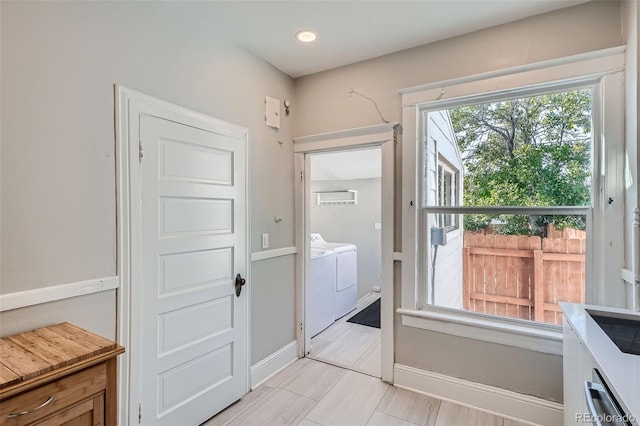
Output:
left=307, top=247, right=336, bottom=337
left=310, top=233, right=357, bottom=319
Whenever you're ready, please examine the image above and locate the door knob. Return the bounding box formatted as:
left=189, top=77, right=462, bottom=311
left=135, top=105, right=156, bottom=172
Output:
left=235, top=273, right=246, bottom=297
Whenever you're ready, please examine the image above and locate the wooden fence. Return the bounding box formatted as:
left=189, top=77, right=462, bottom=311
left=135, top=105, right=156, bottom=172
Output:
left=463, top=229, right=586, bottom=325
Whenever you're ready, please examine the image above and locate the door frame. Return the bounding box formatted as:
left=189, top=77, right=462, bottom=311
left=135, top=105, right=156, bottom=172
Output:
left=115, top=85, right=251, bottom=425
left=293, top=123, right=397, bottom=382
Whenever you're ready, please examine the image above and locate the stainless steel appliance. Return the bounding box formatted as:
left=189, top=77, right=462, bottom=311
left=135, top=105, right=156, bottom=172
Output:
left=584, top=368, right=635, bottom=426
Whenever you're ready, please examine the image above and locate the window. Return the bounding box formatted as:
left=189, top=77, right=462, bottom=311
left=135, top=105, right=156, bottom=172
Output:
left=400, top=51, right=625, bottom=352
left=424, top=89, right=592, bottom=322
left=436, top=159, right=458, bottom=230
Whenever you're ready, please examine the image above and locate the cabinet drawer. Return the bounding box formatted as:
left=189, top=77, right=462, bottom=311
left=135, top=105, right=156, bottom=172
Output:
left=0, top=364, right=106, bottom=426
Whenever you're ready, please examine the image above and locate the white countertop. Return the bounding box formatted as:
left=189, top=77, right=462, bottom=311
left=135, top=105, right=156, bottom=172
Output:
left=561, top=302, right=640, bottom=420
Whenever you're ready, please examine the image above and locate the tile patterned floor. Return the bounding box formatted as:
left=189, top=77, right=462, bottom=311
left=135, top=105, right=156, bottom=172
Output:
left=203, top=358, right=530, bottom=426
left=204, top=293, right=531, bottom=426
left=309, top=294, right=381, bottom=377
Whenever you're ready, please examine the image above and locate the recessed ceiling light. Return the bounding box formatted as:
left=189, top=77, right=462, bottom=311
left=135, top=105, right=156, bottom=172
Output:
left=296, top=30, right=317, bottom=43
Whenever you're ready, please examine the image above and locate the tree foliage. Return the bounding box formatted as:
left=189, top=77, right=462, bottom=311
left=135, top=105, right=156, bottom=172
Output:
left=449, top=89, right=591, bottom=236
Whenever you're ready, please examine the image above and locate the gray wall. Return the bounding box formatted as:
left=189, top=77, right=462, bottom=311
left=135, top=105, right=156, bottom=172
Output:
left=0, top=1, right=296, bottom=364
left=251, top=255, right=297, bottom=363
left=295, top=1, right=625, bottom=403
left=310, top=178, right=382, bottom=299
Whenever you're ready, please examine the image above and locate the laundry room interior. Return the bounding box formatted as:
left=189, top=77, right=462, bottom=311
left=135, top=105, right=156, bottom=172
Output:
left=306, top=147, right=383, bottom=377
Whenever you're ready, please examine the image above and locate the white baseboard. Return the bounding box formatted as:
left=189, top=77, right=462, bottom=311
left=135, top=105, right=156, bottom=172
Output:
left=393, top=364, right=563, bottom=426
left=250, top=341, right=298, bottom=389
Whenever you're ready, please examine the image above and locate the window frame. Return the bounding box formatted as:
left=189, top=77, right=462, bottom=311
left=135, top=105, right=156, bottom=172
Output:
left=400, top=48, right=625, bottom=355
left=436, top=157, right=459, bottom=231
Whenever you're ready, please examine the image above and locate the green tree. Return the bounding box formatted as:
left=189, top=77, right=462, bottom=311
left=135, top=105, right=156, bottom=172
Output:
left=449, top=89, right=591, bottom=236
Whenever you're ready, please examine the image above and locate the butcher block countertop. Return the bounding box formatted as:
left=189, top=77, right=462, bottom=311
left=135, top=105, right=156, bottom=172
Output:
left=0, top=322, right=124, bottom=399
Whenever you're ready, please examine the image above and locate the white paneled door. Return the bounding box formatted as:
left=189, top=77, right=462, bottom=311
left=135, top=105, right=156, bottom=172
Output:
left=136, top=114, right=247, bottom=425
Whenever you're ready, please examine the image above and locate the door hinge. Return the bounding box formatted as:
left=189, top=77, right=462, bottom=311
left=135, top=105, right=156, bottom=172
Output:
left=300, top=322, right=303, bottom=332
left=300, top=170, right=304, bottom=182
left=139, top=139, right=144, bottom=162
left=138, top=403, right=141, bottom=424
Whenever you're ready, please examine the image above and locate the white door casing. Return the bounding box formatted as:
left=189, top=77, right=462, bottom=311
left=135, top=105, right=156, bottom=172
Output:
left=292, top=123, right=397, bottom=382
left=116, top=87, right=249, bottom=426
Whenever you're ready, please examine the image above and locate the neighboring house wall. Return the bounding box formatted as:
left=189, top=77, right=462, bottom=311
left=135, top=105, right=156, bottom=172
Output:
left=425, top=110, right=463, bottom=309
left=310, top=178, right=382, bottom=299
left=294, top=1, right=625, bottom=403
left=0, top=1, right=297, bottom=365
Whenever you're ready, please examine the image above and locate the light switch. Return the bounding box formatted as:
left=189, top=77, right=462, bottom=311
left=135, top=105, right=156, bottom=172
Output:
left=374, top=222, right=382, bottom=231
left=262, top=233, right=269, bottom=249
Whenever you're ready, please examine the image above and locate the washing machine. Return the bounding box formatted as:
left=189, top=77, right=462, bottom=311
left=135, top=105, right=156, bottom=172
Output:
left=307, top=247, right=336, bottom=337
left=310, top=233, right=357, bottom=319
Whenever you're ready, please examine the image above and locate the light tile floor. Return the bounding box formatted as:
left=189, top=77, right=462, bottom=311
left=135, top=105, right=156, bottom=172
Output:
left=309, top=294, right=381, bottom=377
left=203, top=357, right=529, bottom=426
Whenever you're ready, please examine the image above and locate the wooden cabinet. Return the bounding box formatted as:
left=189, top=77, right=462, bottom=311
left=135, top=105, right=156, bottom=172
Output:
left=0, top=323, right=124, bottom=426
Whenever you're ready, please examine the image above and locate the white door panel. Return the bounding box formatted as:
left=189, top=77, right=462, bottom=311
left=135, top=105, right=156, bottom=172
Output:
left=159, top=247, right=233, bottom=294
left=160, top=197, right=234, bottom=235
left=160, top=139, right=234, bottom=184
left=136, top=114, right=247, bottom=425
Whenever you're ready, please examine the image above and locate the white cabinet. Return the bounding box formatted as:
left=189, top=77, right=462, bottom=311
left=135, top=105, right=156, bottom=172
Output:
left=563, top=317, right=598, bottom=425
left=562, top=303, right=640, bottom=425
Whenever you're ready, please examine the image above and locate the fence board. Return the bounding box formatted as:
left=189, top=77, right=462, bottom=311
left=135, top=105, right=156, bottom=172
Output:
left=473, top=235, right=485, bottom=314
left=568, top=238, right=582, bottom=254
left=533, top=250, right=544, bottom=322
left=543, top=253, right=586, bottom=262
left=516, top=236, right=533, bottom=320
left=468, top=247, right=533, bottom=257
left=505, top=236, right=519, bottom=319
left=494, top=235, right=508, bottom=317
left=463, top=248, right=471, bottom=310
left=470, top=292, right=534, bottom=306
left=463, top=230, right=585, bottom=325
left=484, top=235, right=497, bottom=315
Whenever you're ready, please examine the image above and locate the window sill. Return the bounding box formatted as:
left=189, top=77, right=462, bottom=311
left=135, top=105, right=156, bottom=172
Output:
left=397, top=307, right=563, bottom=355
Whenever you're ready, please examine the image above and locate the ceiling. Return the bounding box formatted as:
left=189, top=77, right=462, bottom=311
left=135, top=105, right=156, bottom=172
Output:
left=178, top=0, right=590, bottom=78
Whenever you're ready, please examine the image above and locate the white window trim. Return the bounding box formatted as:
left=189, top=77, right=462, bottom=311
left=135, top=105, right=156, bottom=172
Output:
left=436, top=158, right=458, bottom=231
left=397, top=308, right=563, bottom=355
left=400, top=47, right=625, bottom=354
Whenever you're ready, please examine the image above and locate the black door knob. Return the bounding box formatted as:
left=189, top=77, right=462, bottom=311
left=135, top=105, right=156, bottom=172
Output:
left=235, top=273, right=246, bottom=297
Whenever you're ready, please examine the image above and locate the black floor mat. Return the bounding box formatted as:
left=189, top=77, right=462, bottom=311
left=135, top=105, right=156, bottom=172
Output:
left=346, top=298, right=380, bottom=328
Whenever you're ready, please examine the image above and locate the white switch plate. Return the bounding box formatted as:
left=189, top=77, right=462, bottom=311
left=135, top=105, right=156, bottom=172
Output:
left=374, top=222, right=382, bottom=231
left=262, top=233, right=269, bottom=249
left=265, top=96, right=280, bottom=129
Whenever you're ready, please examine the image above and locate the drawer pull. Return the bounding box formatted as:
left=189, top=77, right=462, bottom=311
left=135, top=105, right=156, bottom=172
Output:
left=6, top=395, right=54, bottom=418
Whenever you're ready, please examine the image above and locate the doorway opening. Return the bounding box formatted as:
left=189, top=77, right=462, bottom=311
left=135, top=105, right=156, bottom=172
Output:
left=293, top=122, right=396, bottom=382
left=306, top=147, right=382, bottom=377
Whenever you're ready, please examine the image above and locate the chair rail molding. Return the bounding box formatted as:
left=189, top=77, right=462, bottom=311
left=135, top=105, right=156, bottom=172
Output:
left=251, top=246, right=297, bottom=262
left=0, top=276, right=119, bottom=312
